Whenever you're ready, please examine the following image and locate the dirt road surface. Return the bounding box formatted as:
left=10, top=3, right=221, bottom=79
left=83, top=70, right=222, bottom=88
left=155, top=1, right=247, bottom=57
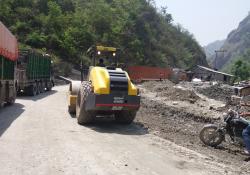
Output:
left=0, top=85, right=235, bottom=175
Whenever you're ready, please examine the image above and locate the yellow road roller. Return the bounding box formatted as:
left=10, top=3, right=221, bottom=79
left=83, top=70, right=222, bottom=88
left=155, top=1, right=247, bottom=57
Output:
left=68, top=45, right=140, bottom=125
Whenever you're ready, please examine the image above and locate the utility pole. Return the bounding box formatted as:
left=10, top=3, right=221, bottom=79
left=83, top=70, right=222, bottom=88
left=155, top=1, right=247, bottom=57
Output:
left=214, top=49, right=226, bottom=70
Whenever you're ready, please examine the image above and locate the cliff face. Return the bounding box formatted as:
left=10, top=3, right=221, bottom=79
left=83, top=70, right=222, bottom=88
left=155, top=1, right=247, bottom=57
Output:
left=214, top=14, right=250, bottom=70
left=204, top=40, right=225, bottom=63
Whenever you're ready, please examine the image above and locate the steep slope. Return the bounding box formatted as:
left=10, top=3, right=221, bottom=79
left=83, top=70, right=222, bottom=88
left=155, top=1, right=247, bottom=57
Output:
left=0, top=0, right=207, bottom=69
left=203, top=40, right=225, bottom=62
left=215, top=13, right=250, bottom=70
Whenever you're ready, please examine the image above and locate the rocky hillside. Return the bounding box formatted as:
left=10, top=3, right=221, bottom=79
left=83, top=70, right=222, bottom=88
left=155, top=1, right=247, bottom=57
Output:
left=203, top=40, right=225, bottom=63
left=214, top=13, right=250, bottom=70
left=0, top=0, right=207, bottom=69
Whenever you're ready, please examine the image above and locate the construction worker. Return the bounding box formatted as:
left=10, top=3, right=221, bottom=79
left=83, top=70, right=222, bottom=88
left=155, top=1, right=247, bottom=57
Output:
left=241, top=95, right=250, bottom=155
left=97, top=58, right=105, bottom=67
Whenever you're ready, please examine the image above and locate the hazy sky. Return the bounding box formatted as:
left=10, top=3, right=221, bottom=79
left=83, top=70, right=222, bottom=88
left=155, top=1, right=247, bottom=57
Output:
left=154, top=0, right=250, bottom=46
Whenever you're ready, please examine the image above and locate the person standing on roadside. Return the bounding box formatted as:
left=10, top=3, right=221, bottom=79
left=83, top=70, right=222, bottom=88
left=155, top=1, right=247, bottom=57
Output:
left=241, top=95, right=250, bottom=155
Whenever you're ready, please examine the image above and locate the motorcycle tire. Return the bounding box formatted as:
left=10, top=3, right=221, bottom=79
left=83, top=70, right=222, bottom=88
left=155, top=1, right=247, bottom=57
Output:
left=199, top=124, right=224, bottom=147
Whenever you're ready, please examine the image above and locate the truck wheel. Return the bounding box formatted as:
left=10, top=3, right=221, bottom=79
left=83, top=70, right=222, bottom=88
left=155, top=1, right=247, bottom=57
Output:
left=37, top=82, right=41, bottom=95
left=115, top=110, right=137, bottom=124
left=27, top=84, right=37, bottom=96
left=46, top=82, right=52, bottom=91
left=6, top=97, right=16, bottom=105
left=40, top=82, right=45, bottom=93
left=37, top=83, right=40, bottom=94
left=76, top=82, right=95, bottom=125
left=6, top=85, right=16, bottom=105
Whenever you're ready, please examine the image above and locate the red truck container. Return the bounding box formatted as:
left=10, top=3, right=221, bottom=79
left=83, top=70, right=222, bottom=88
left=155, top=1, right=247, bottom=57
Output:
left=127, top=66, right=172, bottom=82
left=0, top=22, right=18, bottom=61
left=0, top=21, right=18, bottom=105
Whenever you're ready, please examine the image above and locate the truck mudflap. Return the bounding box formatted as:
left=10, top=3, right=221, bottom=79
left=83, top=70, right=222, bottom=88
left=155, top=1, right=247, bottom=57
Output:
left=85, top=94, right=140, bottom=111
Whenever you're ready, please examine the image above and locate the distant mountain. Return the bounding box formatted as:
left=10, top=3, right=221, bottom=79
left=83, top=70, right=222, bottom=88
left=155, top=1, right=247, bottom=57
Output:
left=203, top=40, right=225, bottom=62
left=214, top=13, right=250, bottom=70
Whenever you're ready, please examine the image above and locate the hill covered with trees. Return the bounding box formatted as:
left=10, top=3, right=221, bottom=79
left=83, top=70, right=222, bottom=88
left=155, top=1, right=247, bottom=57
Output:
left=0, top=0, right=207, bottom=69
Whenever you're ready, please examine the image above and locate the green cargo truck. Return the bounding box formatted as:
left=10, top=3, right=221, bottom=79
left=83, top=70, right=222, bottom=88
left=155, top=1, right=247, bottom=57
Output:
left=0, top=21, right=18, bottom=106
left=0, top=56, right=16, bottom=105
left=16, top=50, right=54, bottom=96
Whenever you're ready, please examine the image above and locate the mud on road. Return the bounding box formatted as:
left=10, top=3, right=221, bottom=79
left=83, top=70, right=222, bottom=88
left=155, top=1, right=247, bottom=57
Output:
left=135, top=81, right=250, bottom=174
left=0, top=85, right=233, bottom=175
left=0, top=82, right=249, bottom=175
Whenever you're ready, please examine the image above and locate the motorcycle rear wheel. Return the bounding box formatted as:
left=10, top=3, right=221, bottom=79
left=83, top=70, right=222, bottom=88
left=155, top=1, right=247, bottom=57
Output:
left=199, top=124, right=224, bottom=147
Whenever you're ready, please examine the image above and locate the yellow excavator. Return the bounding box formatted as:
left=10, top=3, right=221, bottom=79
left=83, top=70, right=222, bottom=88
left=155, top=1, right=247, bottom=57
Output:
left=68, top=45, right=140, bottom=125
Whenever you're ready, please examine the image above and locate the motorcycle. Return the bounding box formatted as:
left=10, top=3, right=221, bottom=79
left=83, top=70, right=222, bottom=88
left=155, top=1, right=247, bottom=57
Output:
left=199, top=106, right=249, bottom=147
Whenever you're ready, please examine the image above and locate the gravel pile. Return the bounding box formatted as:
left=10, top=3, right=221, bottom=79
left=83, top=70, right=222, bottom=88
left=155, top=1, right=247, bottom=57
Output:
left=142, top=80, right=200, bottom=103
left=156, top=86, right=200, bottom=103
left=137, top=81, right=248, bottom=172
left=142, top=80, right=174, bottom=91
left=195, top=83, right=235, bottom=102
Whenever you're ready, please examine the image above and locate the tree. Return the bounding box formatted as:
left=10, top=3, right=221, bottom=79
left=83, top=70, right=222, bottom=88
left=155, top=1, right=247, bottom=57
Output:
left=0, top=0, right=207, bottom=69
left=232, top=60, right=250, bottom=81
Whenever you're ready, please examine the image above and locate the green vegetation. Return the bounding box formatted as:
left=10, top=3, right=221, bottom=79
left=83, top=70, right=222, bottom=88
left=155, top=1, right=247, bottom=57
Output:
left=0, top=0, right=207, bottom=69
left=218, top=14, right=250, bottom=74
left=230, top=49, right=250, bottom=81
